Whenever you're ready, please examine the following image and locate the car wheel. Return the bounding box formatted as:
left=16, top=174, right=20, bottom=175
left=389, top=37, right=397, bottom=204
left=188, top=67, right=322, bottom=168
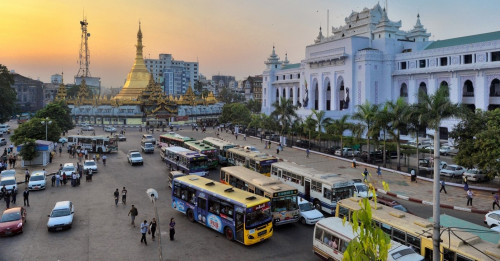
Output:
left=300, top=217, right=306, bottom=225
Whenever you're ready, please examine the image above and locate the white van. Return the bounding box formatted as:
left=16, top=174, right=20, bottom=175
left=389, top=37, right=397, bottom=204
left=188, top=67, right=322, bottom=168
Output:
left=313, top=217, right=423, bottom=261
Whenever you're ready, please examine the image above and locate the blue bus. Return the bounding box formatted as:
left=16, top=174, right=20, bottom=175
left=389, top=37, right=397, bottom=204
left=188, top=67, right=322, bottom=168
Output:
left=161, top=146, right=209, bottom=176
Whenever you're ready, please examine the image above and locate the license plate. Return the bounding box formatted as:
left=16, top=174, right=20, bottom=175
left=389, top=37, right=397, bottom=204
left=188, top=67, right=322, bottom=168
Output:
left=35, top=186, right=39, bottom=189
left=56, top=227, right=62, bottom=231
left=5, top=231, right=11, bottom=235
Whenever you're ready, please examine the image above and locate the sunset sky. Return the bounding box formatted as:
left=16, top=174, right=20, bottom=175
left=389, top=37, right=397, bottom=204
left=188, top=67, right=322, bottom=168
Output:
left=1, top=0, right=499, bottom=88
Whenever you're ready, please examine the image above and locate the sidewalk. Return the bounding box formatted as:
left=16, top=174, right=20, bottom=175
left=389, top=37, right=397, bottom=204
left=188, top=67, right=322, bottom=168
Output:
left=211, top=130, right=496, bottom=215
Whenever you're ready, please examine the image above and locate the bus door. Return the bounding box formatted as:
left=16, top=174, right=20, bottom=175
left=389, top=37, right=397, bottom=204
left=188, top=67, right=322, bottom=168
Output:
left=197, top=197, right=208, bottom=224
left=235, top=209, right=245, bottom=243
left=91, top=139, right=97, bottom=152
left=304, top=179, right=311, bottom=201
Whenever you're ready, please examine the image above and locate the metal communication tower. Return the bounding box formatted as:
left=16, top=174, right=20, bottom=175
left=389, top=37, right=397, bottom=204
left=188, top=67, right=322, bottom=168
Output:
left=77, top=16, right=91, bottom=77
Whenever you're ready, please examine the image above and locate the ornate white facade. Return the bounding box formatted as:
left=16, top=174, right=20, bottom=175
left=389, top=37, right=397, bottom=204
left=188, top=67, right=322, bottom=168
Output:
left=262, top=4, right=500, bottom=138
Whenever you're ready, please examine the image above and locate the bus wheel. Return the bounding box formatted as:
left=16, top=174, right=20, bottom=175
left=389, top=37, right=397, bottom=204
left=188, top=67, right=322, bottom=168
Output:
left=313, top=200, right=321, bottom=211
left=186, top=209, right=194, bottom=222
left=224, top=227, right=233, bottom=241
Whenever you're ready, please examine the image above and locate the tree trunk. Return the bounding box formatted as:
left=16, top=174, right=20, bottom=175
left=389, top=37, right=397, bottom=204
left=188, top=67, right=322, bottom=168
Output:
left=416, top=136, right=420, bottom=176
left=396, top=132, right=401, bottom=171
left=432, top=128, right=441, bottom=261
left=382, top=130, right=387, bottom=168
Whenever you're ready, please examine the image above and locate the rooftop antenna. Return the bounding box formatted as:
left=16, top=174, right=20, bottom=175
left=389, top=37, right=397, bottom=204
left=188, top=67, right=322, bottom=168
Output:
left=327, top=9, right=329, bottom=38
left=76, top=11, right=91, bottom=77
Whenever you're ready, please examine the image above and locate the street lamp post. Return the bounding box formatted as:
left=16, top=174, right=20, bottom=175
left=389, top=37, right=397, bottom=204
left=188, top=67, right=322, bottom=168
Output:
left=41, top=117, right=52, bottom=141
left=146, top=188, right=163, bottom=261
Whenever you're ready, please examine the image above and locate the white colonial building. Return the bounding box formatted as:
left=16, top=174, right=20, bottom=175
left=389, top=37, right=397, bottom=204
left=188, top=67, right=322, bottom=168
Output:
left=262, top=3, right=500, bottom=139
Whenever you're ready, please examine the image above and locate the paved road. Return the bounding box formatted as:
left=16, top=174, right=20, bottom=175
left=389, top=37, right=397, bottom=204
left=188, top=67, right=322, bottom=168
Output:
left=0, top=124, right=315, bottom=261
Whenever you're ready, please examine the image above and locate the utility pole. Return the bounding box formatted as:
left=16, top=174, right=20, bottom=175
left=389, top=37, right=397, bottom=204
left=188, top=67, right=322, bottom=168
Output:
left=432, top=128, right=441, bottom=261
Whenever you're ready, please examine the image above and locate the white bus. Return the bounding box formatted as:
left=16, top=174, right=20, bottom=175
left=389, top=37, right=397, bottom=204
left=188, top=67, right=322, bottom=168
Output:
left=202, top=137, right=236, bottom=165
left=270, top=162, right=355, bottom=215
left=67, top=135, right=118, bottom=153
left=313, top=217, right=424, bottom=261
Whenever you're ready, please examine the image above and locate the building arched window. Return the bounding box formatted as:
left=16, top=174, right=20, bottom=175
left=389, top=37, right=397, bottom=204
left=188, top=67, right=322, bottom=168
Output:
left=326, top=81, right=331, bottom=110
left=463, top=80, right=474, bottom=97
left=418, top=82, right=427, bottom=103
left=490, top=79, right=500, bottom=96
left=314, top=82, right=319, bottom=110
left=400, top=83, right=408, bottom=97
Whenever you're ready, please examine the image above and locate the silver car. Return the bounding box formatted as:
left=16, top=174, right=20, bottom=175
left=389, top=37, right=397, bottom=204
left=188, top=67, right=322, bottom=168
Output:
left=47, top=201, right=74, bottom=231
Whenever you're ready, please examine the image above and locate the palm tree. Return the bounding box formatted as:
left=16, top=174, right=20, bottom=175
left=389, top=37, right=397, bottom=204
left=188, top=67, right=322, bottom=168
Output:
left=303, top=114, right=317, bottom=149
left=416, top=85, right=458, bottom=260
left=326, top=115, right=351, bottom=150
left=312, top=109, right=332, bottom=150
left=271, top=97, right=298, bottom=137
left=352, top=101, right=380, bottom=162
left=386, top=98, right=411, bottom=170
left=374, top=104, right=391, bottom=167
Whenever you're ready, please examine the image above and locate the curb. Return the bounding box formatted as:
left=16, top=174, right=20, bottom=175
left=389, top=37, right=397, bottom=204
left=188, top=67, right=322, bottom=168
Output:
left=376, top=189, right=490, bottom=215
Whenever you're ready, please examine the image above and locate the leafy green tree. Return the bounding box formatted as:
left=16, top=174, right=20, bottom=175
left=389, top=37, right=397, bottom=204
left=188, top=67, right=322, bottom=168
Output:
left=343, top=182, right=391, bottom=261
left=194, top=80, right=203, bottom=94
left=416, top=85, right=459, bottom=260
left=326, top=115, right=351, bottom=150
left=386, top=98, right=410, bottom=170
left=246, top=99, right=262, bottom=114
left=19, top=138, right=38, bottom=161
left=311, top=109, right=331, bottom=147
left=271, top=97, right=298, bottom=136
left=218, top=103, right=251, bottom=126
left=11, top=117, right=62, bottom=145
left=35, top=101, right=74, bottom=132
left=451, top=109, right=500, bottom=178
left=302, top=114, right=317, bottom=148
left=374, top=104, right=391, bottom=167
left=352, top=101, right=380, bottom=162
left=0, top=64, right=17, bottom=123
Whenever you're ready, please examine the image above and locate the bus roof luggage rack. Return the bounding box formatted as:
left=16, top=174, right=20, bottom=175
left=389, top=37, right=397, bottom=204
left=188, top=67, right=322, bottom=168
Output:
left=205, top=182, right=215, bottom=186
left=246, top=196, right=257, bottom=201
left=224, top=188, right=234, bottom=193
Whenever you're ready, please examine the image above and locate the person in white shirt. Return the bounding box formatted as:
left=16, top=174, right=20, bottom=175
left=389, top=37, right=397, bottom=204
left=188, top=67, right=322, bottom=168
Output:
left=140, top=220, right=149, bottom=245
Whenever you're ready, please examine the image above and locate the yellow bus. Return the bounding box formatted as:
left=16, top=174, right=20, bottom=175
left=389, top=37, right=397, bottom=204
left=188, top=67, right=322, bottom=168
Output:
left=336, top=197, right=500, bottom=261
left=220, top=166, right=299, bottom=226
left=172, top=175, right=273, bottom=245
left=226, top=147, right=278, bottom=176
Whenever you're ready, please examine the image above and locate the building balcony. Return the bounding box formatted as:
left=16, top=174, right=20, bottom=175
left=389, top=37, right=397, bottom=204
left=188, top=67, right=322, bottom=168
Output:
left=462, top=92, right=474, bottom=97
left=489, top=97, right=500, bottom=105
left=461, top=96, right=474, bottom=104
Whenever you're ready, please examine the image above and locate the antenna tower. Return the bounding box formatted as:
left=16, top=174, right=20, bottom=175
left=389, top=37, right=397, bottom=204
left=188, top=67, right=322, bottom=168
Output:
left=77, top=16, right=91, bottom=77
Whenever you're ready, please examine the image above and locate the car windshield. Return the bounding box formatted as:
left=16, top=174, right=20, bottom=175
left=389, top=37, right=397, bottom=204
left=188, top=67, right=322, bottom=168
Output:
left=245, top=206, right=272, bottom=229
left=131, top=153, right=141, bottom=158
left=299, top=202, right=315, bottom=212
left=85, top=162, right=96, bottom=166
left=1, top=212, right=21, bottom=222
left=30, top=175, right=44, bottom=181
left=1, top=180, right=15, bottom=185
left=446, top=166, right=457, bottom=171
left=51, top=209, right=71, bottom=217
left=63, top=166, right=75, bottom=171
left=356, top=184, right=368, bottom=193
left=144, top=136, right=153, bottom=139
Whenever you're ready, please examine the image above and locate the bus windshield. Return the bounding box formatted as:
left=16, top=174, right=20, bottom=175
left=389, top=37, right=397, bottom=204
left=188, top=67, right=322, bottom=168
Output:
left=272, top=196, right=297, bottom=212
left=246, top=206, right=272, bottom=229
left=188, top=159, right=208, bottom=169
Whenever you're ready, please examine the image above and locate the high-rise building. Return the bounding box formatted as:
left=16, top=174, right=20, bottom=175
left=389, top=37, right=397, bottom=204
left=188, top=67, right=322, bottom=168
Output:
left=145, top=54, right=199, bottom=95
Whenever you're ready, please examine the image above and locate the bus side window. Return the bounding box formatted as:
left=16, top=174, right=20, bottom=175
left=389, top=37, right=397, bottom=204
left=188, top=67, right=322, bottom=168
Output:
left=208, top=197, right=220, bottom=215
left=314, top=227, right=323, bottom=241
left=340, top=239, right=348, bottom=253
left=221, top=171, right=226, bottom=181
left=173, top=183, right=181, bottom=198
left=323, top=188, right=332, bottom=201
left=456, top=254, right=474, bottom=261
left=198, top=197, right=207, bottom=210
left=188, top=189, right=196, bottom=204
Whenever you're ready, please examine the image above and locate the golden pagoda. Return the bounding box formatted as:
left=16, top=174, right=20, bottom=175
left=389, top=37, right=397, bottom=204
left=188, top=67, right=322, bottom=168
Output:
left=55, top=72, right=67, bottom=101
left=113, top=22, right=151, bottom=100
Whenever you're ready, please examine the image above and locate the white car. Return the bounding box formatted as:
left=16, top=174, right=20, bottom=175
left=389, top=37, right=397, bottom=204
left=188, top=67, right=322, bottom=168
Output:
left=28, top=171, right=46, bottom=190
left=335, top=147, right=360, bottom=157
left=297, top=198, right=324, bottom=225
left=440, top=164, right=466, bottom=178
left=58, top=137, right=68, bottom=144
left=484, top=210, right=500, bottom=228
left=81, top=125, right=94, bottom=131
left=463, top=169, right=487, bottom=182
left=353, top=182, right=375, bottom=199
left=142, top=134, right=156, bottom=145
left=61, top=163, right=76, bottom=176
left=439, top=145, right=457, bottom=156
left=83, top=160, right=98, bottom=173
left=47, top=201, right=74, bottom=231
left=104, top=126, right=117, bottom=133
left=0, top=175, right=16, bottom=193
left=0, top=138, right=7, bottom=146
left=127, top=150, right=143, bottom=166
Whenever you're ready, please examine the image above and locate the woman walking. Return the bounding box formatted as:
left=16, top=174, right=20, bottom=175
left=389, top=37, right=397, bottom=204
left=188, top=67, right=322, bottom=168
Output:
left=150, top=218, right=157, bottom=241
left=169, top=217, right=176, bottom=240
left=466, top=189, right=474, bottom=206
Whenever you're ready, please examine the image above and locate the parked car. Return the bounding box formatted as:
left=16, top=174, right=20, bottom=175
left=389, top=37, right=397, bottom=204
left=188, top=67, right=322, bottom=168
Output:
left=463, top=169, right=487, bottom=182
left=81, top=125, right=94, bottom=131
left=484, top=210, right=500, bottom=228
left=335, top=147, right=359, bottom=157
left=439, top=145, right=458, bottom=156
left=440, top=164, right=466, bottom=178
left=353, top=182, right=375, bottom=199
left=0, top=207, right=26, bottom=236
left=359, top=151, right=384, bottom=163
left=418, top=158, right=447, bottom=169
left=295, top=140, right=313, bottom=149
left=104, top=126, right=117, bottom=133
left=141, top=142, right=155, bottom=154
left=297, top=198, right=324, bottom=225
left=327, top=146, right=341, bottom=155
left=0, top=172, right=17, bottom=193
left=47, top=201, right=74, bottom=232
left=28, top=170, right=46, bottom=190
left=127, top=150, right=143, bottom=166
left=0, top=138, right=6, bottom=146
left=83, top=160, right=98, bottom=173
left=61, top=163, right=76, bottom=176
left=142, top=134, right=155, bottom=145
left=114, top=134, right=126, bottom=141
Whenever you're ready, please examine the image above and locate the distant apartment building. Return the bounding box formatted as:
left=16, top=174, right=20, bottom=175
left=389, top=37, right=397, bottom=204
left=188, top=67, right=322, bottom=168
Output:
left=242, top=75, right=263, bottom=102
left=145, top=53, right=199, bottom=95
left=212, top=75, right=235, bottom=88
left=11, top=73, right=44, bottom=112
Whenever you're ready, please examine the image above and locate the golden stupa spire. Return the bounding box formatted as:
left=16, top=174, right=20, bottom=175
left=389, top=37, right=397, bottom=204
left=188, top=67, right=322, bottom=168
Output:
left=113, top=21, right=152, bottom=100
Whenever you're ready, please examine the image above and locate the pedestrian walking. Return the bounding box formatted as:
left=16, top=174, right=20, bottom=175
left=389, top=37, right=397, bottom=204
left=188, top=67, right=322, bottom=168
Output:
left=276, top=146, right=280, bottom=154
left=102, top=155, right=107, bottom=166
left=260, top=135, right=263, bottom=143
left=376, top=166, right=382, bottom=177
left=24, top=169, right=30, bottom=183
left=62, top=173, right=67, bottom=185
left=23, top=188, right=29, bottom=207
left=51, top=175, right=56, bottom=187
left=150, top=218, right=157, bottom=240
left=464, top=182, right=469, bottom=192
left=114, top=189, right=120, bottom=206
left=466, top=189, right=474, bottom=206
left=352, top=158, right=357, bottom=168
left=169, top=217, right=176, bottom=240
left=128, top=205, right=138, bottom=227
left=362, top=168, right=369, bottom=182
left=4, top=190, right=11, bottom=209
left=493, top=192, right=500, bottom=210
left=59, top=146, right=62, bottom=156
left=122, top=187, right=127, bottom=205
left=410, top=169, right=417, bottom=183
left=306, top=148, right=310, bottom=158
left=11, top=187, right=17, bottom=204
left=55, top=172, right=61, bottom=187
left=440, top=180, right=447, bottom=194
left=463, top=175, right=468, bottom=186
left=140, top=220, right=149, bottom=245
left=243, top=134, right=246, bottom=141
